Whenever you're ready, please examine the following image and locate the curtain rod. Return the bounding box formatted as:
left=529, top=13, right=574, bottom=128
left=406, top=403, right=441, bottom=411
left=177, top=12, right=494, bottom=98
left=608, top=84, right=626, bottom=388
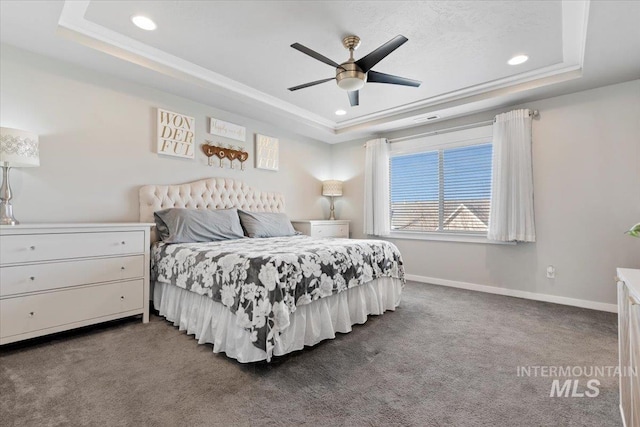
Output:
left=380, top=109, right=539, bottom=145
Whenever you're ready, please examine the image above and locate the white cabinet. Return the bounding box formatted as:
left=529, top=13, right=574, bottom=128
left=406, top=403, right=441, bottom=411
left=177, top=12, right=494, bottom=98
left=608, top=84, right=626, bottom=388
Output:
left=291, top=220, right=350, bottom=238
left=618, top=268, right=640, bottom=427
left=0, top=223, right=153, bottom=345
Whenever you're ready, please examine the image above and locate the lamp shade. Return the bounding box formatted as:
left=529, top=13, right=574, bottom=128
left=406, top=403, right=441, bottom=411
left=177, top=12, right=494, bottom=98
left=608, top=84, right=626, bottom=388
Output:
left=322, top=180, right=343, bottom=197
left=0, top=127, right=40, bottom=167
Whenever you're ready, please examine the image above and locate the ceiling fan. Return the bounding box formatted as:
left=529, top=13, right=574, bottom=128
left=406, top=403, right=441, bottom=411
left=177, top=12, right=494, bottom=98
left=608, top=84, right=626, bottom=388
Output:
left=288, top=35, right=421, bottom=107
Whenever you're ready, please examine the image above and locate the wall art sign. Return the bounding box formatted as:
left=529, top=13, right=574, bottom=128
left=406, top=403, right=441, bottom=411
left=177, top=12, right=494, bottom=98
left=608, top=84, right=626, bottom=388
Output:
left=202, top=142, right=249, bottom=170
left=209, top=117, right=246, bottom=142
left=255, top=133, right=279, bottom=171
left=157, top=108, right=195, bottom=159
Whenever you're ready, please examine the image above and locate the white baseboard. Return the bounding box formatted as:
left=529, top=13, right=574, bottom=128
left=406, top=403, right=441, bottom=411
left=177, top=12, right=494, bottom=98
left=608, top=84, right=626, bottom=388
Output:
left=405, top=274, right=618, bottom=313
left=620, top=404, right=628, bottom=427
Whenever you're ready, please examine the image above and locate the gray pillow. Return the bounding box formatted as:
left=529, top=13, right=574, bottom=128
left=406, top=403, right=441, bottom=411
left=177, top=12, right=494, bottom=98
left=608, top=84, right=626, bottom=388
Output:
left=154, top=208, right=244, bottom=243
left=238, top=210, right=296, bottom=238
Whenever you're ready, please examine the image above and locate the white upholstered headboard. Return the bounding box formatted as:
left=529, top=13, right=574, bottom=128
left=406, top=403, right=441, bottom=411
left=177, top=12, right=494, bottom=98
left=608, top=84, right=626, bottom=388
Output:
left=139, top=177, right=286, bottom=242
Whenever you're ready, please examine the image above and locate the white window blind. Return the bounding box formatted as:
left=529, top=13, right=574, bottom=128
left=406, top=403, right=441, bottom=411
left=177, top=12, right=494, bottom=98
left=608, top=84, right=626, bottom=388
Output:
left=390, top=141, right=493, bottom=234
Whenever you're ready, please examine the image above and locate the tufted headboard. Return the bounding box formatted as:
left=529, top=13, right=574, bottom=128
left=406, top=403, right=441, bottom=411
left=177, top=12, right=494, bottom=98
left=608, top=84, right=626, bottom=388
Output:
left=139, top=177, right=285, bottom=242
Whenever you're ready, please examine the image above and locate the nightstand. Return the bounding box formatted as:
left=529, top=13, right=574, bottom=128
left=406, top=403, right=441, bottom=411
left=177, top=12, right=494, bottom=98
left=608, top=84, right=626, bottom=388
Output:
left=291, top=220, right=350, bottom=238
left=0, top=223, right=154, bottom=345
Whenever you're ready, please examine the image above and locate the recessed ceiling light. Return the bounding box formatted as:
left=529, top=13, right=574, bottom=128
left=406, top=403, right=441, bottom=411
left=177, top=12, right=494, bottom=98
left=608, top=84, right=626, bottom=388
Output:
left=335, top=109, right=347, bottom=116
left=131, top=15, right=157, bottom=31
left=508, top=55, right=528, bottom=65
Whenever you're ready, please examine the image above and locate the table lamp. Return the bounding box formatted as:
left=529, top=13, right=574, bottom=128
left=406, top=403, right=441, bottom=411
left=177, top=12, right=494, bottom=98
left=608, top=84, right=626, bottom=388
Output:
left=322, top=180, right=343, bottom=220
left=0, top=127, right=40, bottom=225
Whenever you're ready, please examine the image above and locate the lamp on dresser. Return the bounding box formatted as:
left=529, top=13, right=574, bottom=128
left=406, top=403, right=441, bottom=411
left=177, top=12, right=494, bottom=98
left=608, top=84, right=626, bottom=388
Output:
left=322, top=180, right=343, bottom=220
left=0, top=127, right=40, bottom=225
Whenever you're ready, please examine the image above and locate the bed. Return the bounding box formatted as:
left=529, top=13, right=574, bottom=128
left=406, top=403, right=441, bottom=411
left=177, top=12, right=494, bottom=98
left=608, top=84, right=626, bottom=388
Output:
left=139, top=178, right=405, bottom=362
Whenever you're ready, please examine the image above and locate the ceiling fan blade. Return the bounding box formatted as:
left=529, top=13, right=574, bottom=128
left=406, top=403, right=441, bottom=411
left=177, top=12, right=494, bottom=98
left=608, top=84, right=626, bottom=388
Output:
left=291, top=43, right=341, bottom=68
left=367, top=70, right=421, bottom=87
left=348, top=90, right=359, bottom=107
left=355, top=35, right=408, bottom=72
left=288, top=77, right=335, bottom=91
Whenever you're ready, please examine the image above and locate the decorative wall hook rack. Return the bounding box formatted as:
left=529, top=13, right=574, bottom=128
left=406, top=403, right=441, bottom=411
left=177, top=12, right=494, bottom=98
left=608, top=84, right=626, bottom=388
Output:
left=202, top=142, right=249, bottom=170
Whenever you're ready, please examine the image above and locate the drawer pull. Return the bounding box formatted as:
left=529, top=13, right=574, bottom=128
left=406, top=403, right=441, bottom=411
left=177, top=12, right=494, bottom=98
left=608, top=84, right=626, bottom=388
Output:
left=29, top=246, right=36, bottom=250
left=28, top=311, right=35, bottom=317
left=121, top=241, right=126, bottom=245
left=120, top=296, right=125, bottom=300
left=30, top=276, right=35, bottom=281
left=121, top=266, right=126, bottom=270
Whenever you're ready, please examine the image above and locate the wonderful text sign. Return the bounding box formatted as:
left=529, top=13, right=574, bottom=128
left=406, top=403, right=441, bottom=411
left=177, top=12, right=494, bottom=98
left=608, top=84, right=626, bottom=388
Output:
left=157, top=108, right=195, bottom=159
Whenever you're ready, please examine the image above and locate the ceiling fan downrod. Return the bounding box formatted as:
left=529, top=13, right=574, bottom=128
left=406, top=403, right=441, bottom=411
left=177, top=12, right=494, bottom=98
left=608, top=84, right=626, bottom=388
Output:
left=336, top=35, right=366, bottom=92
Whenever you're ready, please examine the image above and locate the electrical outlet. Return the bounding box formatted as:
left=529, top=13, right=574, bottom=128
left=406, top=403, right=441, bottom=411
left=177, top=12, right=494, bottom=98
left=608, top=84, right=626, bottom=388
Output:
left=546, top=265, right=556, bottom=279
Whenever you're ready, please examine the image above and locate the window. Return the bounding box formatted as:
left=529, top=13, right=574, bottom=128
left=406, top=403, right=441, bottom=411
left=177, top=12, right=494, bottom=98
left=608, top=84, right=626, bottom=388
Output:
left=389, top=127, right=493, bottom=235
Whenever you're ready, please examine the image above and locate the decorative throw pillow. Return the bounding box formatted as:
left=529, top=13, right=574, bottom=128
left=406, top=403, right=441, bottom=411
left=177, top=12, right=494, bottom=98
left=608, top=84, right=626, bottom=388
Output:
left=237, top=210, right=296, bottom=238
left=154, top=208, right=244, bottom=243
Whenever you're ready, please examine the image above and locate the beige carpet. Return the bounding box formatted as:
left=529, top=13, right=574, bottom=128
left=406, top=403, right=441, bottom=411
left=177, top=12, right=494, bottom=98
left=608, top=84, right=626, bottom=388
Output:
left=0, top=282, right=619, bottom=426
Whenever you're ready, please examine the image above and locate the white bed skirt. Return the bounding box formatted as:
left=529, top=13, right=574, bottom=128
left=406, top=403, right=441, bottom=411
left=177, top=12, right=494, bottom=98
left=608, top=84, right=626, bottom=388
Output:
left=153, top=278, right=403, bottom=363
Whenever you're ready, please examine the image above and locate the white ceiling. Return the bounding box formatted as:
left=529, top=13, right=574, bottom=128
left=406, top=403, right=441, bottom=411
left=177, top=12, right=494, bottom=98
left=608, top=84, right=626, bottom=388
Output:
left=84, top=0, right=563, bottom=121
left=1, top=1, right=639, bottom=143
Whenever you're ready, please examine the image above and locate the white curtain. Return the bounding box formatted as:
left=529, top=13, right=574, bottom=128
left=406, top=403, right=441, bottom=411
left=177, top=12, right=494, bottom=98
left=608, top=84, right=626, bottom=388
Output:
left=364, top=138, right=391, bottom=236
left=487, top=109, right=536, bottom=242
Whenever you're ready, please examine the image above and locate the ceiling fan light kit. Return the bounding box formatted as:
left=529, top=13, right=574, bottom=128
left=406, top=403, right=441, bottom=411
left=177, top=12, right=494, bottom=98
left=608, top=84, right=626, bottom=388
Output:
left=288, top=34, right=421, bottom=107
left=336, top=64, right=366, bottom=91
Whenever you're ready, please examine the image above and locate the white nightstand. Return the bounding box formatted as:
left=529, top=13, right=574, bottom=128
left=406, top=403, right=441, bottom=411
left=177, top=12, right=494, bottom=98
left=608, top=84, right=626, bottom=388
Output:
left=617, top=268, right=640, bottom=427
left=0, top=223, right=154, bottom=345
left=291, top=220, right=350, bottom=238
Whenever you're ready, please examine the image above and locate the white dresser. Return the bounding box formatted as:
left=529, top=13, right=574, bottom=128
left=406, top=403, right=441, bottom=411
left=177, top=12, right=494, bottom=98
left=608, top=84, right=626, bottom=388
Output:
left=291, top=220, right=350, bottom=238
left=0, top=223, right=154, bottom=345
left=617, top=268, right=640, bottom=427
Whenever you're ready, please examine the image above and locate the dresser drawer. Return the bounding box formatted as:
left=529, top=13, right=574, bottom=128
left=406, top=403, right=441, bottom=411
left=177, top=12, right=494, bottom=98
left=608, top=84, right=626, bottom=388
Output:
left=0, top=255, right=144, bottom=297
left=0, top=231, right=145, bottom=265
left=0, top=279, right=143, bottom=339
left=312, top=224, right=349, bottom=238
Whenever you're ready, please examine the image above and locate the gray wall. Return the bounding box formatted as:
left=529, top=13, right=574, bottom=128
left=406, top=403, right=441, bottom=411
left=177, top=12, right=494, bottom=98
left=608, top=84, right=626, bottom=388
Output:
left=2, top=45, right=638, bottom=306
left=0, top=47, right=332, bottom=223
left=331, top=80, right=640, bottom=305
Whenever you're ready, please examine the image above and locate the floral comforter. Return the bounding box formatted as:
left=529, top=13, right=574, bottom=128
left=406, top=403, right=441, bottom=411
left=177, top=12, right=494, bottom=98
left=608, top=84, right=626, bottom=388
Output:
left=151, top=235, right=404, bottom=360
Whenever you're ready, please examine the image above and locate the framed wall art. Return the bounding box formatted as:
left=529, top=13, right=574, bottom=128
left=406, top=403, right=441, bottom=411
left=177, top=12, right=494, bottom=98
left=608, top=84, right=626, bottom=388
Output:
left=255, top=134, right=279, bottom=171
left=157, top=108, right=195, bottom=159
left=209, top=117, right=246, bottom=142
